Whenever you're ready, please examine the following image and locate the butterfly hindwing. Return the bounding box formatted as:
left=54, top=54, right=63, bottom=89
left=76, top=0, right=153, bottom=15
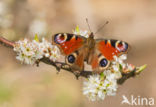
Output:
left=88, top=48, right=110, bottom=73
left=65, top=50, right=85, bottom=71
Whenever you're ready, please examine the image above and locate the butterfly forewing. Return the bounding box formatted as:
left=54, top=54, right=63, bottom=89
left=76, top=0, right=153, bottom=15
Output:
left=52, top=33, right=86, bottom=55
left=96, top=39, right=129, bottom=60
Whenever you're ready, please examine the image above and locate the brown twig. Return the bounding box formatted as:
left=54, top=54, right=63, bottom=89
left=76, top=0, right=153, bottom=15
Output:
left=0, top=37, right=15, bottom=48
left=40, top=58, right=93, bottom=78
left=0, top=36, right=140, bottom=84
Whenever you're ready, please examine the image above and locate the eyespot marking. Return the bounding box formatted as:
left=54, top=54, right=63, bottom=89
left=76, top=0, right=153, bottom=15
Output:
left=99, top=58, right=108, bottom=67
left=116, top=41, right=128, bottom=52
left=67, top=55, right=75, bottom=63
left=98, top=55, right=110, bottom=71
left=54, top=34, right=67, bottom=44
left=66, top=52, right=78, bottom=65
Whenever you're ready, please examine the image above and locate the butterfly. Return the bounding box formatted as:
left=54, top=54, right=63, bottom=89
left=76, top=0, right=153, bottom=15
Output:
left=52, top=32, right=129, bottom=73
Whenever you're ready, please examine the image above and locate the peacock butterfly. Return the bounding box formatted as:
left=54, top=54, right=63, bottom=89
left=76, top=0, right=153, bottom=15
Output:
left=52, top=32, right=129, bottom=73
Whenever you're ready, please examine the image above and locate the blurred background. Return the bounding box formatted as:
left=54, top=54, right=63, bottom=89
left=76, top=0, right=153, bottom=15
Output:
left=0, top=0, right=156, bottom=107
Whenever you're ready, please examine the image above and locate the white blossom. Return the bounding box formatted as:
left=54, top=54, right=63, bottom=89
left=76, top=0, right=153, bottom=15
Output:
left=83, top=71, right=118, bottom=101
left=83, top=53, right=130, bottom=101
left=13, top=37, right=60, bottom=65
left=14, top=39, right=38, bottom=64
left=113, top=54, right=127, bottom=64
left=73, top=26, right=89, bottom=38
left=126, top=64, right=135, bottom=71
left=113, top=54, right=127, bottom=69
left=38, top=38, right=60, bottom=61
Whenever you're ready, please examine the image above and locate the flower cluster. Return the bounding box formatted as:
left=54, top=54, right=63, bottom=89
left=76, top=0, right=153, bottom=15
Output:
left=83, top=54, right=129, bottom=101
left=13, top=36, right=60, bottom=65
left=83, top=71, right=118, bottom=101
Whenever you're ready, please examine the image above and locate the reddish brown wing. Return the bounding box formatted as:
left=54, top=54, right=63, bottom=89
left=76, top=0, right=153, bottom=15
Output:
left=96, top=39, right=129, bottom=60
left=52, top=33, right=86, bottom=55
left=88, top=48, right=111, bottom=73
left=65, top=50, right=85, bottom=71
left=52, top=33, right=87, bottom=72
left=89, top=39, right=129, bottom=73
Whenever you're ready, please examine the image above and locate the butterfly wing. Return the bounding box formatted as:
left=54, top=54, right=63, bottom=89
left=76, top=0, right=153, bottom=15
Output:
left=52, top=33, right=87, bottom=72
left=52, top=33, right=86, bottom=55
left=96, top=39, right=129, bottom=60
left=88, top=48, right=110, bottom=73
left=89, top=39, right=129, bottom=73
left=65, top=49, right=86, bottom=71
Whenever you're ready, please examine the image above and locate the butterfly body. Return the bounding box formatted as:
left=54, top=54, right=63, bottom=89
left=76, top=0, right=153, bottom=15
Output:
left=52, top=33, right=129, bottom=73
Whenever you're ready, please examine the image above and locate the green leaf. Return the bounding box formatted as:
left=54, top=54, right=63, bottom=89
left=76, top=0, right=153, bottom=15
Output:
left=136, top=64, right=147, bottom=74
left=34, top=34, right=39, bottom=42
left=119, top=64, right=123, bottom=71
left=100, top=72, right=105, bottom=80
left=75, top=26, right=80, bottom=33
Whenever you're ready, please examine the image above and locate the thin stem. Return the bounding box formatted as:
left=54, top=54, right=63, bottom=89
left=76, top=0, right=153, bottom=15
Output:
left=0, top=37, right=15, bottom=48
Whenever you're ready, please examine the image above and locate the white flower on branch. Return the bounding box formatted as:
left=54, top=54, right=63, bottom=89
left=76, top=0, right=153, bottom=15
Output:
left=38, top=38, right=60, bottom=61
left=83, top=70, right=118, bottom=101
left=73, top=26, right=89, bottom=38
left=13, top=37, right=60, bottom=65
left=112, top=54, right=127, bottom=70
left=113, top=54, right=127, bottom=64
left=14, top=39, right=39, bottom=64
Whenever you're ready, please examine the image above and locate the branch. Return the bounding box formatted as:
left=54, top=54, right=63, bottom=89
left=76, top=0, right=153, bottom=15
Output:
left=0, top=37, right=15, bottom=48
left=0, top=36, right=144, bottom=84
left=40, top=58, right=92, bottom=78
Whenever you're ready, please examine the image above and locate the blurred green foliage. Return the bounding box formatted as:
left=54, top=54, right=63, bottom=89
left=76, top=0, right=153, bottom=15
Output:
left=0, top=82, right=14, bottom=103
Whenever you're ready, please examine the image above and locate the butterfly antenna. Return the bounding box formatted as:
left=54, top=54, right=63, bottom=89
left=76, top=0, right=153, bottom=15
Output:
left=86, top=18, right=92, bottom=33
left=95, top=21, right=109, bottom=34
